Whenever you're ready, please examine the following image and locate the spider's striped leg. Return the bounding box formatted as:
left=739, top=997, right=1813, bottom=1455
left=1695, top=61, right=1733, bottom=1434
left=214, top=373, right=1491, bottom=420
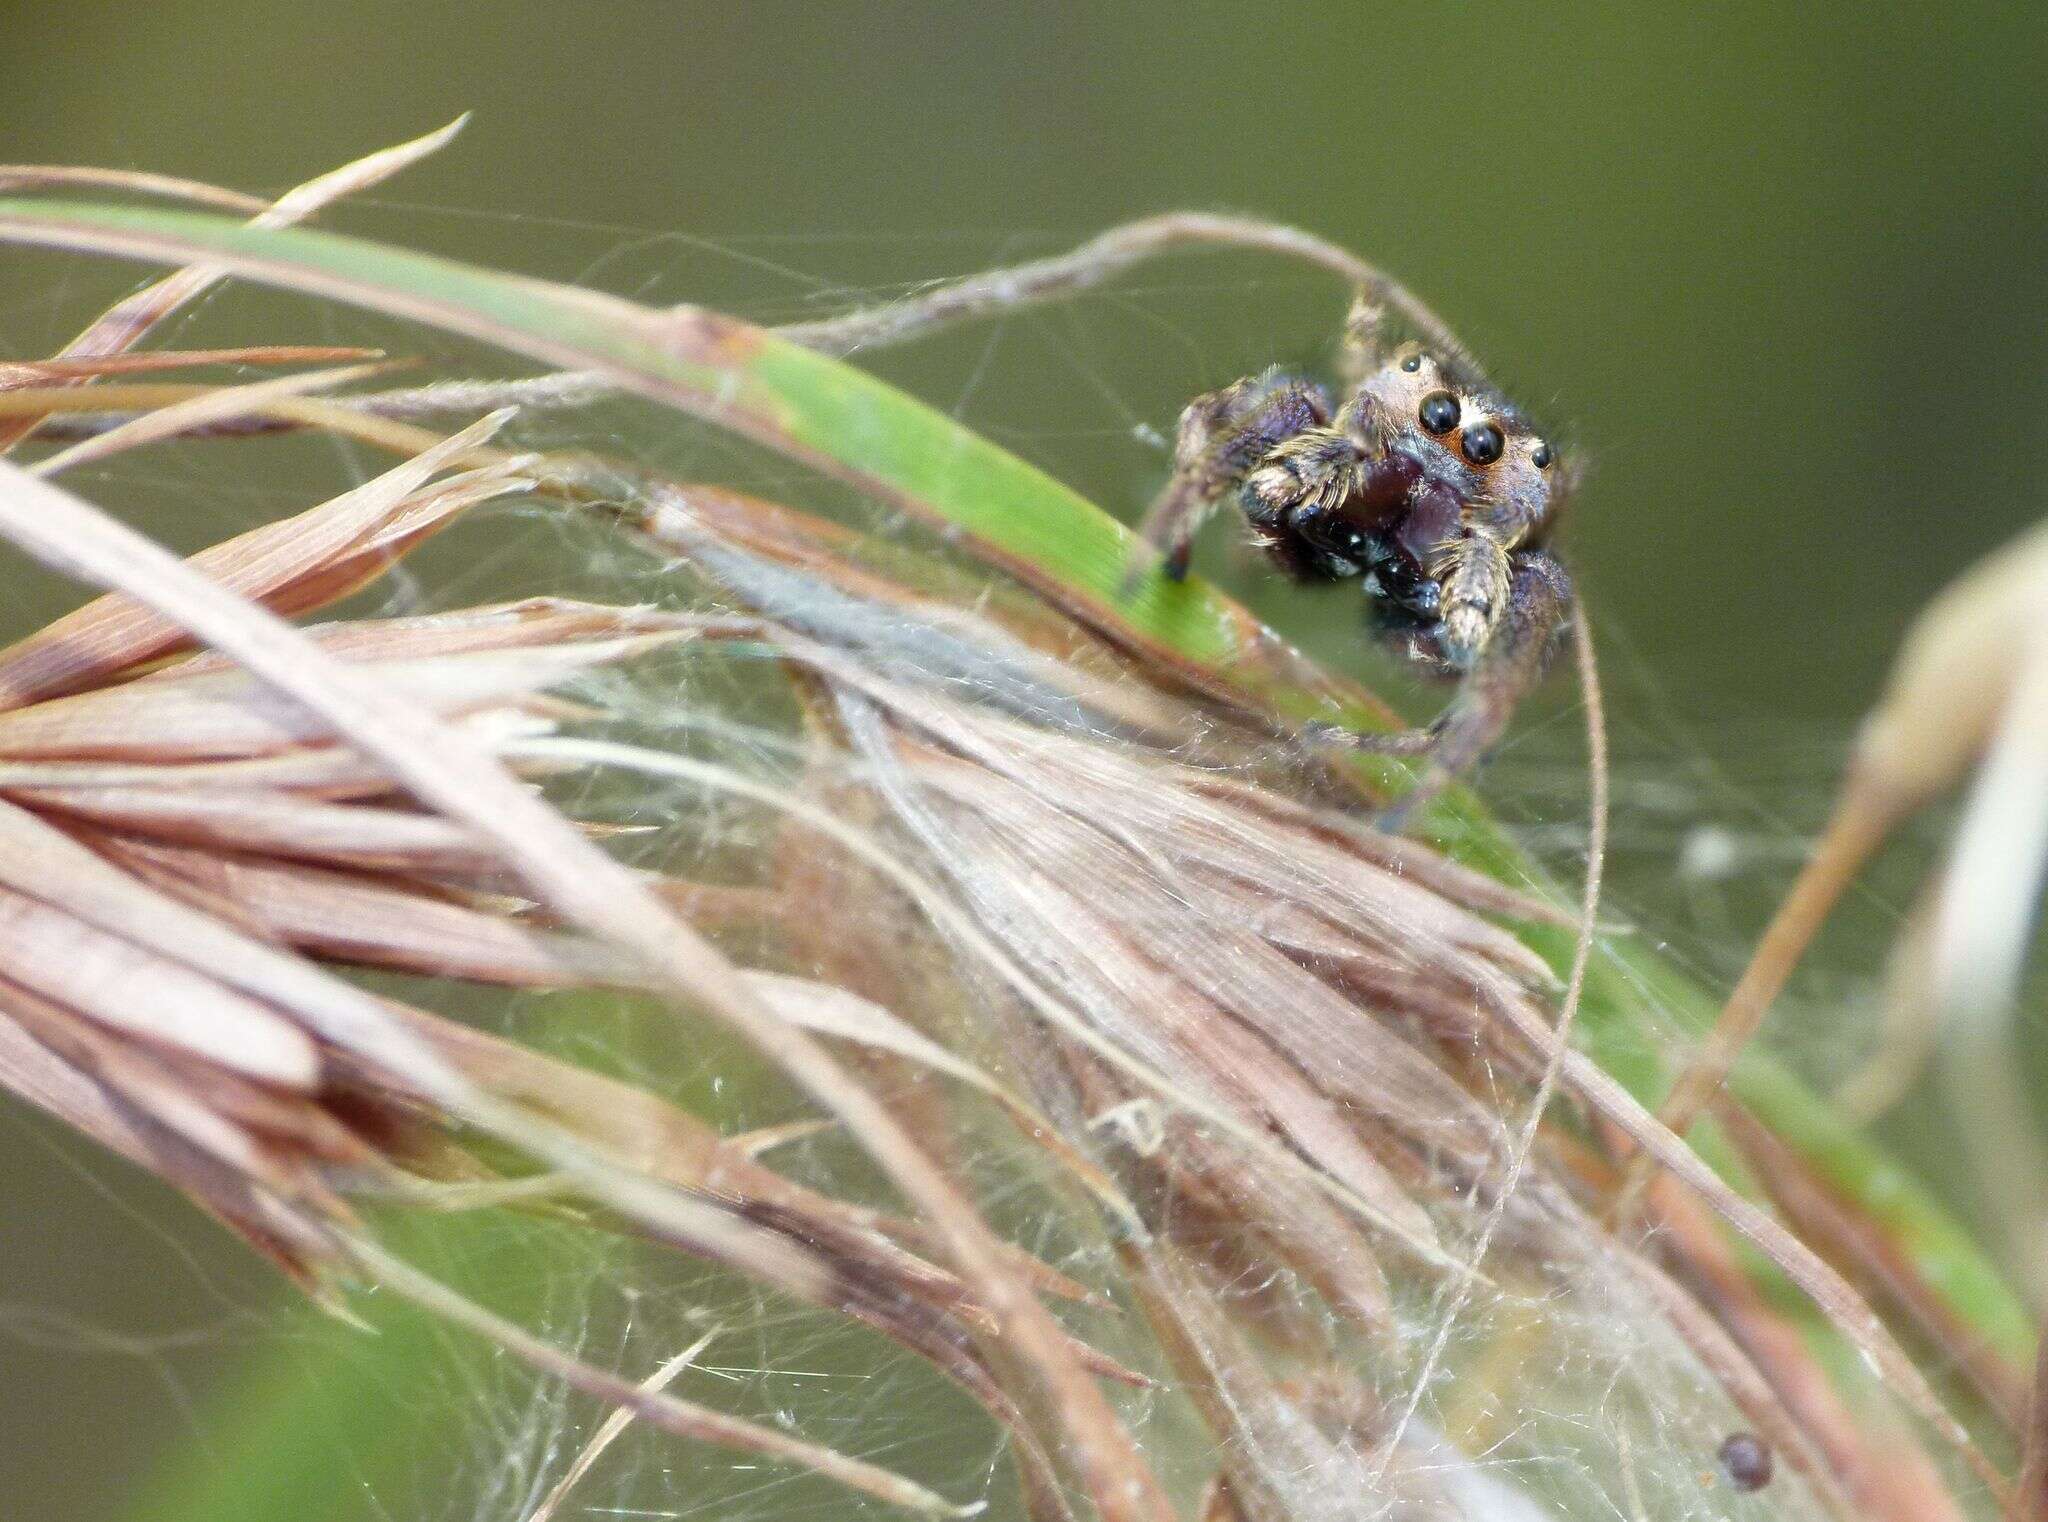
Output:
left=1321, top=547, right=1573, bottom=826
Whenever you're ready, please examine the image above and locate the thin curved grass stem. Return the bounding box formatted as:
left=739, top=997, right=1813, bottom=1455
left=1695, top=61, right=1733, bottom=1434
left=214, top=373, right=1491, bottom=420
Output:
left=521, top=1329, right=719, bottom=1522
left=774, top=211, right=1482, bottom=373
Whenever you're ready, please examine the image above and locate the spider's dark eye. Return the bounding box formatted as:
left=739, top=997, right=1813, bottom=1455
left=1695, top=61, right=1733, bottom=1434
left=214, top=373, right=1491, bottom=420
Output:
left=1532, top=439, right=1555, bottom=470
left=1460, top=422, right=1505, bottom=465
left=1418, top=391, right=1460, bottom=434
left=1399, top=353, right=1423, bottom=373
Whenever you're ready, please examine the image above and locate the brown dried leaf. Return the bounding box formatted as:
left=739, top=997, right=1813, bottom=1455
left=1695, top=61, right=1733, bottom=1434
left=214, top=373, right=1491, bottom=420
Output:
left=0, top=990, right=339, bottom=1278
left=4, top=120, right=464, bottom=398
left=0, top=885, right=317, bottom=1086
left=0, top=638, right=668, bottom=760
left=24, top=787, right=500, bottom=874
left=904, top=750, right=1455, bottom=1257
left=0, top=164, right=271, bottom=211
left=0, top=707, right=555, bottom=796
left=168, top=598, right=700, bottom=678
left=0, top=346, right=380, bottom=382
left=0, top=976, right=281, bottom=1179
left=30, top=360, right=404, bottom=478
left=0, top=409, right=522, bottom=706
left=95, top=838, right=592, bottom=981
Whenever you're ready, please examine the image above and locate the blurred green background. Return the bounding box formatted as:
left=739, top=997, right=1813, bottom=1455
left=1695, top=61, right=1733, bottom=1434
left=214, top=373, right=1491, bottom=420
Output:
left=0, top=3, right=2043, bottom=1517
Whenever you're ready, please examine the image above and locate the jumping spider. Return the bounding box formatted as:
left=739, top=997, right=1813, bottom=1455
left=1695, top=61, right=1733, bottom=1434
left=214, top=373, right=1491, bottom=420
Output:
left=1135, top=289, right=1577, bottom=812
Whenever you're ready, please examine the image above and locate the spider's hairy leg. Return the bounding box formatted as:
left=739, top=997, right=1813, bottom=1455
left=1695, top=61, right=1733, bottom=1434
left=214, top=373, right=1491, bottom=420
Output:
left=1130, top=370, right=1329, bottom=584
left=1330, top=548, right=1573, bottom=823
left=1432, top=545, right=1570, bottom=770
left=1336, top=285, right=1391, bottom=392
left=1436, top=531, right=1516, bottom=670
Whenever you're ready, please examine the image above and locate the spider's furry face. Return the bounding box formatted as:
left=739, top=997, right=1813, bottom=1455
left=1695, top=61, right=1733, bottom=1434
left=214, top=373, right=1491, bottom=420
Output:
left=1353, top=342, right=1566, bottom=559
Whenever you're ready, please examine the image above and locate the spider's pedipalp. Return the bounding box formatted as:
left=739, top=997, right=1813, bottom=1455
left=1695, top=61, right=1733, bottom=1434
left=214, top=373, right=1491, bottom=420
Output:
left=1435, top=532, right=1516, bottom=670
left=1241, top=428, right=1364, bottom=532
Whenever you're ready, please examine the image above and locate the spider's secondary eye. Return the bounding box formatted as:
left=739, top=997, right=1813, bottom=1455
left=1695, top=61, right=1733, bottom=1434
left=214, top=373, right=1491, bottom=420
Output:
left=1532, top=439, right=1555, bottom=470
left=1399, top=353, right=1423, bottom=373
left=1460, top=422, right=1505, bottom=464
left=1418, top=391, right=1460, bottom=434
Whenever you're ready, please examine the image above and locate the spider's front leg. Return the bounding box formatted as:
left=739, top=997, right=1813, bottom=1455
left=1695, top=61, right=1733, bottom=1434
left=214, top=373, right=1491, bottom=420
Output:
left=1428, top=545, right=1572, bottom=777
left=1131, top=370, right=1332, bottom=582
left=1337, top=545, right=1573, bottom=823
left=1336, top=285, right=1391, bottom=393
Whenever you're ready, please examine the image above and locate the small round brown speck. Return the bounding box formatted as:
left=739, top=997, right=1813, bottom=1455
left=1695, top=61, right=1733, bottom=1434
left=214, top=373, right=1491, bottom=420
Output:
left=1717, top=1431, right=1773, bottom=1491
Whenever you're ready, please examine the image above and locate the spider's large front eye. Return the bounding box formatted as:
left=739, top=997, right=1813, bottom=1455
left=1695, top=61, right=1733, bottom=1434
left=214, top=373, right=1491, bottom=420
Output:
left=1418, top=391, right=1460, bottom=434
left=1460, top=422, right=1504, bottom=465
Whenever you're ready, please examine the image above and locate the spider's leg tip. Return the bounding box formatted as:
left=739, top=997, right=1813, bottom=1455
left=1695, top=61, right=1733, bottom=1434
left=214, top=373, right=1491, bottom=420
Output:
left=1117, top=543, right=1190, bottom=601
left=1373, top=773, right=1452, bottom=834
left=1370, top=802, right=1416, bottom=834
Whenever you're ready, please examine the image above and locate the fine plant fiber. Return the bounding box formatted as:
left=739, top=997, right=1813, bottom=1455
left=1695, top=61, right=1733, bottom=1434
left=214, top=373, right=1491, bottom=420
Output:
left=0, top=132, right=2032, bottom=1522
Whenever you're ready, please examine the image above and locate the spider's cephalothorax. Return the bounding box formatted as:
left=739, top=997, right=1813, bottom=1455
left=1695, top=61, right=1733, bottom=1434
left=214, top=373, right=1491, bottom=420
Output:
left=1135, top=289, right=1577, bottom=808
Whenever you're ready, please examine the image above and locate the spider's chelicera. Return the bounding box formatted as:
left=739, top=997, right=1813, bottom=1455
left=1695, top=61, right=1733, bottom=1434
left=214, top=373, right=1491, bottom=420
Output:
left=1136, top=290, right=1577, bottom=807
